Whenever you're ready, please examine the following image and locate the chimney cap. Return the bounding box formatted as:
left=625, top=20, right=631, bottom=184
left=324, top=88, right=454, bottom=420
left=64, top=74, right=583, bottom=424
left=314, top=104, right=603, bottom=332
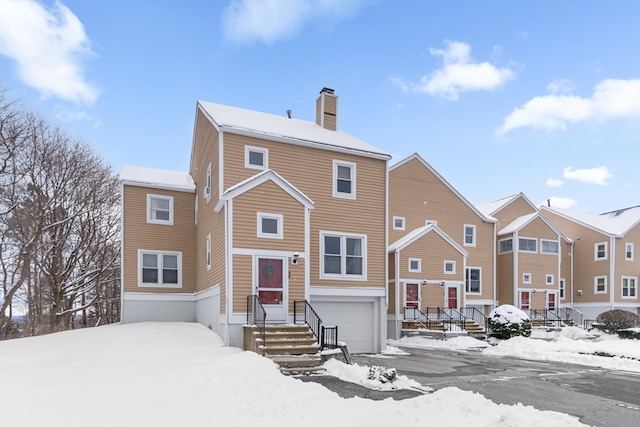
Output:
left=320, top=87, right=335, bottom=95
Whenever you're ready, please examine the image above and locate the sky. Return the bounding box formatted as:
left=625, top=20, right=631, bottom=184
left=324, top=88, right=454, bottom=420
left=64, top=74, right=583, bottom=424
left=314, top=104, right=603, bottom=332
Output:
left=3, top=322, right=638, bottom=426
left=0, top=0, right=639, bottom=214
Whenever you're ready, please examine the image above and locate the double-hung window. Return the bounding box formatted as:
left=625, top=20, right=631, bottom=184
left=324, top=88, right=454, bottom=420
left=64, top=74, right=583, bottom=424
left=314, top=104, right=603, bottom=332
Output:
left=321, top=232, right=366, bottom=279
left=333, top=160, right=356, bottom=199
left=206, top=233, right=211, bottom=271
left=541, top=239, right=559, bottom=254
left=245, top=146, right=268, bottom=170
left=559, top=279, right=565, bottom=299
left=594, top=242, right=607, bottom=260
left=622, top=277, right=637, bottom=298
left=519, top=237, right=537, bottom=253
left=594, top=276, right=607, bottom=294
left=139, top=250, right=182, bottom=288
left=464, top=225, right=476, bottom=247
left=147, top=194, right=173, bottom=225
left=625, top=243, right=634, bottom=261
left=465, top=267, right=481, bottom=293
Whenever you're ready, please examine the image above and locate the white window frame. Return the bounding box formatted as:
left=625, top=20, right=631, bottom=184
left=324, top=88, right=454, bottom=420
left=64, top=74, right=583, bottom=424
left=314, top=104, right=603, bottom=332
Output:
left=465, top=267, right=481, bottom=294
left=138, top=250, right=182, bottom=288
left=245, top=145, right=268, bottom=170
left=332, top=160, right=356, bottom=200
left=626, top=243, right=634, bottom=261
left=408, top=258, right=421, bottom=273
left=546, top=274, right=554, bottom=285
left=463, top=224, right=476, bottom=247
left=204, top=162, right=212, bottom=203
left=393, top=216, right=405, bottom=230
left=257, top=212, right=283, bottom=239
left=518, top=237, right=537, bottom=253
left=559, top=278, right=566, bottom=300
left=320, top=231, right=366, bottom=280
left=621, top=276, right=637, bottom=299
left=195, top=194, right=198, bottom=225
left=594, top=242, right=607, bottom=260
left=444, top=260, right=456, bottom=275
left=425, top=219, right=437, bottom=226
left=147, top=194, right=173, bottom=225
left=498, top=238, right=513, bottom=254
left=594, top=276, right=607, bottom=294
left=206, top=233, right=211, bottom=271
left=523, top=273, right=532, bottom=284
left=540, top=239, right=559, bottom=255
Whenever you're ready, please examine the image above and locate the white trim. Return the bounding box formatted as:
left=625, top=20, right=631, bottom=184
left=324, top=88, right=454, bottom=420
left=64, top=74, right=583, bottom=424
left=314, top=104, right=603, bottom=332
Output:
left=310, top=286, right=385, bottom=297
left=393, top=216, right=405, bottom=230
left=244, top=145, right=268, bottom=170
left=257, top=212, right=283, bottom=239
left=462, top=298, right=493, bottom=305
left=523, top=272, right=532, bottom=284
left=625, top=242, right=634, bottom=261
left=137, top=250, right=182, bottom=288
left=146, top=194, right=174, bottom=225
left=408, top=258, right=421, bottom=273
left=559, top=278, right=566, bottom=300
left=195, top=194, right=198, bottom=224
left=233, top=248, right=306, bottom=257
left=545, top=274, right=554, bottom=285
left=621, top=276, right=637, bottom=299
left=518, top=236, right=537, bottom=253
left=332, top=160, right=356, bottom=200
left=463, top=224, right=476, bottom=247
left=444, top=260, right=456, bottom=275
left=594, top=275, right=607, bottom=294
left=594, top=241, right=607, bottom=260
left=320, top=230, right=367, bottom=280
left=205, top=162, right=212, bottom=203
left=123, top=292, right=195, bottom=302
left=425, top=219, right=437, bottom=226
left=195, top=284, right=220, bottom=300
left=206, top=233, right=212, bottom=271
left=218, top=131, right=224, bottom=204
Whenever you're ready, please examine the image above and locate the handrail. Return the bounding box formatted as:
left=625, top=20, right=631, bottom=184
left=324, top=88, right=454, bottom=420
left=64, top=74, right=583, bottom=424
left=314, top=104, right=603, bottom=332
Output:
left=294, top=300, right=338, bottom=349
left=563, top=307, right=583, bottom=327
left=403, top=306, right=429, bottom=329
left=461, top=307, right=487, bottom=329
left=246, top=295, right=266, bottom=344
left=444, top=308, right=467, bottom=330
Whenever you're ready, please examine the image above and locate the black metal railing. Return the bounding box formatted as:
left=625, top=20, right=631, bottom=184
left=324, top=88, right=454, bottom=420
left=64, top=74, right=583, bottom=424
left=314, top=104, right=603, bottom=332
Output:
left=444, top=308, right=467, bottom=331
left=246, top=295, right=266, bottom=344
left=531, top=309, right=563, bottom=327
left=461, top=307, right=487, bottom=330
left=294, top=300, right=338, bottom=349
left=563, top=307, right=583, bottom=327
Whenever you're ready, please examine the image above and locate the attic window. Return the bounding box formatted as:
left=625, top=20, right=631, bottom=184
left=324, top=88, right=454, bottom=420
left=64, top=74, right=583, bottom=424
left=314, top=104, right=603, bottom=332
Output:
left=393, top=216, right=405, bottom=230
left=333, top=160, right=356, bottom=199
left=245, top=146, right=268, bottom=170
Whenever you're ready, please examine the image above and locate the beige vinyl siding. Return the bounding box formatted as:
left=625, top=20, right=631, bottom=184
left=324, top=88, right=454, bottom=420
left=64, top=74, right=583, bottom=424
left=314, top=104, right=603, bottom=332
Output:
left=233, top=180, right=305, bottom=251
left=232, top=254, right=252, bottom=313
left=560, top=240, right=573, bottom=301
left=223, top=133, right=386, bottom=289
left=122, top=185, right=196, bottom=293
left=516, top=218, right=561, bottom=289
left=492, top=196, right=537, bottom=227
left=420, top=285, right=446, bottom=310
left=388, top=253, right=397, bottom=314
left=615, top=225, right=639, bottom=303
left=389, top=157, right=493, bottom=300
left=497, top=251, right=514, bottom=306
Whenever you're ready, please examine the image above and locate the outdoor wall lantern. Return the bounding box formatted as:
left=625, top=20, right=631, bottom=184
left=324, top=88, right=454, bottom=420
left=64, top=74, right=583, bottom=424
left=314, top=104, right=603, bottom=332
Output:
left=577, top=290, right=583, bottom=296
left=291, top=252, right=299, bottom=265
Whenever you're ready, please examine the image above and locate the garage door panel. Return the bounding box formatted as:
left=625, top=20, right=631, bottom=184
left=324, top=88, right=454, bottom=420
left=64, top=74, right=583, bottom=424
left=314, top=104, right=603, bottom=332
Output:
left=312, top=301, right=374, bottom=354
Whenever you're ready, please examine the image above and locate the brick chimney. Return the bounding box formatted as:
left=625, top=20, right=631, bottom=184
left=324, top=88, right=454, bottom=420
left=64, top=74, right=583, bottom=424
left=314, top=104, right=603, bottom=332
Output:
left=315, top=87, right=338, bottom=131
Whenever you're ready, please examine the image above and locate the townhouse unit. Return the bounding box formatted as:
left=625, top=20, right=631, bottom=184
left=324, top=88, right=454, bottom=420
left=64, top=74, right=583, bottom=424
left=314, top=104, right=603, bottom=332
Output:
left=121, top=88, right=391, bottom=353
left=477, top=194, right=570, bottom=313
left=387, top=154, right=497, bottom=338
left=540, top=205, right=640, bottom=319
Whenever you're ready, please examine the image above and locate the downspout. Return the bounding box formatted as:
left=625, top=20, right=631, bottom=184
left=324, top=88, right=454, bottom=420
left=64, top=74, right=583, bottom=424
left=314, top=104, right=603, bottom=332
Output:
left=570, top=241, right=574, bottom=307
left=304, top=207, right=310, bottom=300
left=120, top=183, right=125, bottom=323
left=224, top=199, right=231, bottom=345
left=513, top=232, right=518, bottom=306
left=492, top=221, right=497, bottom=309
left=610, top=235, right=615, bottom=310
left=384, top=160, right=389, bottom=342
left=395, top=249, right=400, bottom=339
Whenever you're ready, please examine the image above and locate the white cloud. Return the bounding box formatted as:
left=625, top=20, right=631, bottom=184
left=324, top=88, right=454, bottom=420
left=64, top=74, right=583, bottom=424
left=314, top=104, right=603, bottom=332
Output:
left=546, top=196, right=577, bottom=209
left=563, top=166, right=613, bottom=186
left=391, top=41, right=515, bottom=100
left=498, top=79, right=640, bottom=134
left=546, top=79, right=574, bottom=95
left=221, top=0, right=365, bottom=45
left=546, top=178, right=564, bottom=187
left=0, top=0, right=98, bottom=105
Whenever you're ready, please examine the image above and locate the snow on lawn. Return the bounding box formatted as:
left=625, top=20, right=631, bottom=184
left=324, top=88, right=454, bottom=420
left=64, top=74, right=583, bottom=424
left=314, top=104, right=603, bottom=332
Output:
left=388, top=326, right=640, bottom=372
left=0, top=322, right=586, bottom=427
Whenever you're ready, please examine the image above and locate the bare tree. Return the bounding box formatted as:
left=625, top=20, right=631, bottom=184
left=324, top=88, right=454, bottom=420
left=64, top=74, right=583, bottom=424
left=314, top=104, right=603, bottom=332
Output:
left=0, top=88, right=120, bottom=339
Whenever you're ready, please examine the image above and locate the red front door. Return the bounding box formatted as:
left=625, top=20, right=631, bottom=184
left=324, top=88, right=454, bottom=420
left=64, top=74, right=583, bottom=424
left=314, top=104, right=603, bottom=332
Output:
left=447, top=287, right=458, bottom=309
left=406, top=283, right=419, bottom=308
left=520, top=291, right=530, bottom=310
left=547, top=293, right=556, bottom=310
left=257, top=257, right=286, bottom=321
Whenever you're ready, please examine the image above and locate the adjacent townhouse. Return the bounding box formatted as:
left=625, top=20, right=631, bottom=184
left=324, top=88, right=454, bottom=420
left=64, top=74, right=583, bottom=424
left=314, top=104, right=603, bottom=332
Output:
left=387, top=154, right=497, bottom=338
left=477, top=194, right=570, bottom=314
left=121, top=88, right=392, bottom=353
left=540, top=205, right=640, bottom=319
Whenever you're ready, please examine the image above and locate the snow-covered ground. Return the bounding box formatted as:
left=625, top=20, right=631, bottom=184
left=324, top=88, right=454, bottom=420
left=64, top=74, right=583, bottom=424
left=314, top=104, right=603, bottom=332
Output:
left=1, top=323, right=636, bottom=427
left=388, top=326, right=640, bottom=372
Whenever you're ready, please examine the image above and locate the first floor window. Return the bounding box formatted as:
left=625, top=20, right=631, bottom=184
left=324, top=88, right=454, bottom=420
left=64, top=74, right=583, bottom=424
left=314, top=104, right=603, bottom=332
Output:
left=594, top=276, right=607, bottom=294
left=465, top=267, right=481, bottom=293
left=322, top=232, right=366, bottom=278
left=622, top=277, right=637, bottom=298
left=559, top=279, right=565, bottom=299
left=139, top=250, right=181, bottom=287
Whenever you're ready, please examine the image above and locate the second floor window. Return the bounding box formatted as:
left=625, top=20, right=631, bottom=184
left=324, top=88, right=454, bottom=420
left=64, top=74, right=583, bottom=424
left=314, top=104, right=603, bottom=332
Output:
left=499, top=239, right=513, bottom=253
left=393, top=216, right=405, bottom=230
left=464, top=225, right=476, bottom=246
left=465, top=267, right=481, bottom=293
left=595, top=242, right=607, bottom=260
left=541, top=240, right=559, bottom=254
left=626, top=243, right=634, bottom=261
left=257, top=212, right=283, bottom=239
left=245, top=146, right=268, bottom=170
left=321, top=232, right=365, bottom=279
left=147, top=194, right=173, bottom=225
left=519, top=237, right=537, bottom=253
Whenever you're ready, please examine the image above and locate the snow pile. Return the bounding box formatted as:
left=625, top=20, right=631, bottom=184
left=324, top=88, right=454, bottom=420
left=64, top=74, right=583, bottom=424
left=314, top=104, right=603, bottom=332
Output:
left=381, top=345, right=411, bottom=355
left=0, top=322, right=587, bottom=427
left=322, top=358, right=431, bottom=392
left=389, top=335, right=490, bottom=350
left=489, top=304, right=529, bottom=324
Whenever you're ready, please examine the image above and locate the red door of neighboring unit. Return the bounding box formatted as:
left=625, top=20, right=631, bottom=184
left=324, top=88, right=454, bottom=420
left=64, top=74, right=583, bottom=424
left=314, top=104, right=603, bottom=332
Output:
left=520, top=291, right=530, bottom=310
left=447, top=287, right=458, bottom=309
left=406, top=283, right=419, bottom=308
left=547, top=293, right=556, bottom=310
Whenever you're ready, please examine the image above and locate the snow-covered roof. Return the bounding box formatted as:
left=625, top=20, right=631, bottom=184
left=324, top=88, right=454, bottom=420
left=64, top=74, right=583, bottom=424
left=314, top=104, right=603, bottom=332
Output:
left=390, top=153, right=496, bottom=223
left=476, top=193, right=536, bottom=217
left=388, top=224, right=468, bottom=257
left=120, top=165, right=195, bottom=192
left=197, top=101, right=391, bottom=160
left=497, top=212, right=538, bottom=236
left=541, top=205, right=640, bottom=237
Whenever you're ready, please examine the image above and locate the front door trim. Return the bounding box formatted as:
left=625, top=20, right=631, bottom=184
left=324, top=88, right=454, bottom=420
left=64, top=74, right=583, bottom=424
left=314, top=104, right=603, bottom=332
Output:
left=254, top=255, right=288, bottom=322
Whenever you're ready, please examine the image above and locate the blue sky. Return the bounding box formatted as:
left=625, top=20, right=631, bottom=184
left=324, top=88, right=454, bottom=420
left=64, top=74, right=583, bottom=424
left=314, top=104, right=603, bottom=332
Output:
left=1, top=0, right=638, bottom=214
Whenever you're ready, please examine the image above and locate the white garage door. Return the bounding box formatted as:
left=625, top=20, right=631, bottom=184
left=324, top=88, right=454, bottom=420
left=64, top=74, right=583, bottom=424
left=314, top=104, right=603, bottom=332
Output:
left=312, top=301, right=374, bottom=354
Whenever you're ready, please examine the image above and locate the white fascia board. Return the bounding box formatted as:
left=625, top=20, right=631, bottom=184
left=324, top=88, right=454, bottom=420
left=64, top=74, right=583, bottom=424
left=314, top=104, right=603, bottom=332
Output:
left=310, top=286, right=386, bottom=297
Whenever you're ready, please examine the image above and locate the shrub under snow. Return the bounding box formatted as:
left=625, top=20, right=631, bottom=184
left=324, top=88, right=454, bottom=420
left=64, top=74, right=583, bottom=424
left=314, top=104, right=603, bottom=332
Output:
left=488, top=304, right=532, bottom=340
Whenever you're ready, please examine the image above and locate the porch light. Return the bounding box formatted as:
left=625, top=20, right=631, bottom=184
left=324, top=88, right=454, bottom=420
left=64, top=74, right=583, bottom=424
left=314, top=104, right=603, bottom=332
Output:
left=291, top=252, right=300, bottom=265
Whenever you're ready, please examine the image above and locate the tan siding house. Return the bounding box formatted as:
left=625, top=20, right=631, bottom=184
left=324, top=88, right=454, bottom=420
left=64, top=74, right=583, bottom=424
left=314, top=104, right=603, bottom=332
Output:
left=120, top=88, right=391, bottom=353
